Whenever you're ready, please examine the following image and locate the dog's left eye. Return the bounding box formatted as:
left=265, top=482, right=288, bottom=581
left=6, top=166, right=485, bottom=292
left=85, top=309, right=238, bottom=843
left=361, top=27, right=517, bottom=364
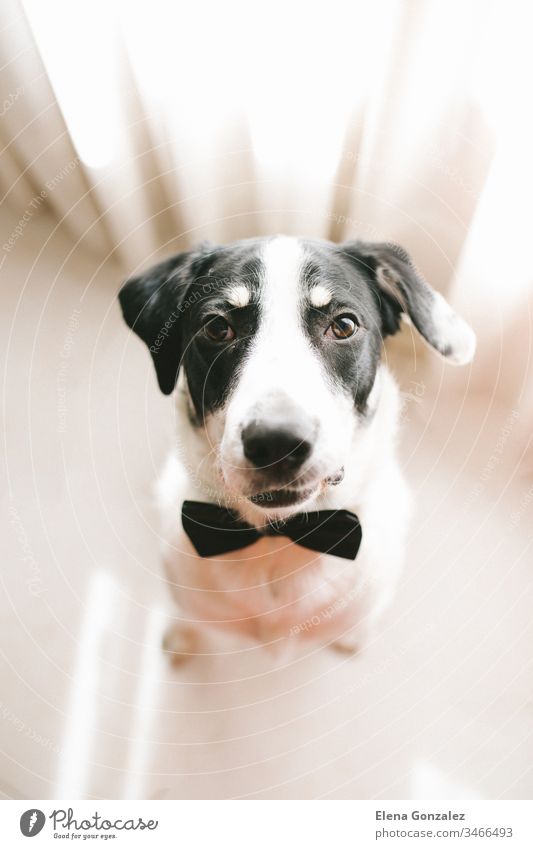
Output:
left=203, top=315, right=236, bottom=343
left=325, top=314, right=358, bottom=339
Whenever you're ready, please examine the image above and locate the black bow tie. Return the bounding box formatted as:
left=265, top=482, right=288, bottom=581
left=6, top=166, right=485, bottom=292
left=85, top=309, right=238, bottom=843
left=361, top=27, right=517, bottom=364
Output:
left=181, top=500, right=362, bottom=560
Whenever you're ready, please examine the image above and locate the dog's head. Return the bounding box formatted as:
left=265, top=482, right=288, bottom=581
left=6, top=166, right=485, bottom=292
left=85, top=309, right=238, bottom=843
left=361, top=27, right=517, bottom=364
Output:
left=119, top=236, right=475, bottom=517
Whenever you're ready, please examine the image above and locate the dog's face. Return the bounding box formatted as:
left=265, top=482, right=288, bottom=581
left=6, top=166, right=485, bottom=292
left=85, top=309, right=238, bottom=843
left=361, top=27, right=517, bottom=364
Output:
left=119, top=236, right=475, bottom=516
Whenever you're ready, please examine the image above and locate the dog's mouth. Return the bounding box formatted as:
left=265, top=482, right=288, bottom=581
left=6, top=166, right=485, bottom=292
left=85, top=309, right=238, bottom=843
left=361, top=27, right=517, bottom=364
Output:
left=248, top=468, right=344, bottom=509
left=249, top=486, right=317, bottom=508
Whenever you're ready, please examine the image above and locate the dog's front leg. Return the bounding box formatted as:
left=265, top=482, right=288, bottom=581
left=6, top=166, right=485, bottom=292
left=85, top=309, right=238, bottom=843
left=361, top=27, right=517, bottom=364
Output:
left=329, top=538, right=407, bottom=657
left=160, top=541, right=203, bottom=666
left=329, top=463, right=413, bottom=656
left=330, top=612, right=379, bottom=656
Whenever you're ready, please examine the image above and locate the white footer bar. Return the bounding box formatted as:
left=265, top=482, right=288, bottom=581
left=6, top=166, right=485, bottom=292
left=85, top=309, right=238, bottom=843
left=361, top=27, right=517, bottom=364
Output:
left=1, top=799, right=533, bottom=847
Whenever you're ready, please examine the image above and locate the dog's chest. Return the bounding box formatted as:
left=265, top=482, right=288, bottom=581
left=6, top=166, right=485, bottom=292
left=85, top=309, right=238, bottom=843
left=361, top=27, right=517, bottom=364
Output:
left=166, top=533, right=361, bottom=639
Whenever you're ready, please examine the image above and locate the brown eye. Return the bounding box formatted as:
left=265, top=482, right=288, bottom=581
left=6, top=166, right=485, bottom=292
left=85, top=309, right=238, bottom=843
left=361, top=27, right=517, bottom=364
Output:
left=204, top=315, right=235, bottom=343
left=326, top=314, right=358, bottom=340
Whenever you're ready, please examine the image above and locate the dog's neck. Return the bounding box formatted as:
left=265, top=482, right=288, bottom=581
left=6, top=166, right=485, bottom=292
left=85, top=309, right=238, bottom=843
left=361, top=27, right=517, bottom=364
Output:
left=173, top=366, right=401, bottom=528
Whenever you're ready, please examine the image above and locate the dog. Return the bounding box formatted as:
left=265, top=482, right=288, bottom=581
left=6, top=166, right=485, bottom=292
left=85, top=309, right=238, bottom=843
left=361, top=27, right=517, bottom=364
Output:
left=119, top=235, right=475, bottom=660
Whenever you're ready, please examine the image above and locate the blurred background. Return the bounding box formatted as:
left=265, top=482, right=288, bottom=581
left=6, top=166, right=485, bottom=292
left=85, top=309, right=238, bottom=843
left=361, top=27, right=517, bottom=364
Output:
left=1, top=0, right=532, bottom=800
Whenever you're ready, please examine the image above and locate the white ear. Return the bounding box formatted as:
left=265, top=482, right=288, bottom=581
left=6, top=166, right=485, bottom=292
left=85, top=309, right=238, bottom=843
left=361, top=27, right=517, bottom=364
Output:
left=429, top=292, right=476, bottom=365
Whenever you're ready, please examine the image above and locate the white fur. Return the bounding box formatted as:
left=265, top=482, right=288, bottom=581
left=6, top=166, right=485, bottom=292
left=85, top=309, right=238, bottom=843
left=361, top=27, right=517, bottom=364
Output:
left=225, top=284, right=250, bottom=308
left=430, top=291, right=476, bottom=365
left=309, top=284, right=333, bottom=308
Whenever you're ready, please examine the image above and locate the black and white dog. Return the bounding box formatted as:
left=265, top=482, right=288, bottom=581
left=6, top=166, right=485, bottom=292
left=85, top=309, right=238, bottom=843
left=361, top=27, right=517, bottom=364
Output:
left=119, top=236, right=475, bottom=658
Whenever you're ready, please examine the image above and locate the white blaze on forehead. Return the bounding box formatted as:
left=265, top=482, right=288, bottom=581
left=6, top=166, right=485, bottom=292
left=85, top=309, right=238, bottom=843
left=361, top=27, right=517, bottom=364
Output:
left=261, top=236, right=303, bottom=324
left=225, top=285, right=250, bottom=308
left=309, top=284, right=332, bottom=308
left=249, top=235, right=334, bottom=410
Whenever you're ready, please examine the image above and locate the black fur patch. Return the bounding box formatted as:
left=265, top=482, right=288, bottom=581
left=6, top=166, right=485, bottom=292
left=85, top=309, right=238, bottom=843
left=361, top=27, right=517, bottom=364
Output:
left=119, top=240, right=264, bottom=417
left=299, top=240, right=386, bottom=412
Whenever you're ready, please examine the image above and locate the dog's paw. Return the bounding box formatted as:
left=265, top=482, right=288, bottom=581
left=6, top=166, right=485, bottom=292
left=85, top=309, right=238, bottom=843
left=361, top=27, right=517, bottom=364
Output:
left=331, top=638, right=360, bottom=657
left=162, top=624, right=199, bottom=666
left=330, top=623, right=370, bottom=657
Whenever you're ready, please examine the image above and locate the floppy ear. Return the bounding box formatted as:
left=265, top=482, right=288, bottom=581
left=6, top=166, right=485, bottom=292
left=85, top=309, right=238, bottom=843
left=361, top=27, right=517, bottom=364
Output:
left=339, top=241, right=476, bottom=365
left=119, top=247, right=208, bottom=394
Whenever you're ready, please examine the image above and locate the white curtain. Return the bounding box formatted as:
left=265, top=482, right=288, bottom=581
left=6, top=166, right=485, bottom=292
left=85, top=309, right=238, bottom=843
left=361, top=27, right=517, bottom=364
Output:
left=1, top=0, right=532, bottom=453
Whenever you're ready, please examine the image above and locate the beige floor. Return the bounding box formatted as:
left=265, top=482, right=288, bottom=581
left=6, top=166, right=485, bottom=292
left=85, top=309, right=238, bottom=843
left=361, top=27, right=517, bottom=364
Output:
left=2, top=216, right=533, bottom=800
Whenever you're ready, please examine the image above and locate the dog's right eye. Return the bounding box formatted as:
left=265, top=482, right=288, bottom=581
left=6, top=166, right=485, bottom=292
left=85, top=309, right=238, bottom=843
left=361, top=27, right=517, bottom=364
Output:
left=203, top=315, right=236, bottom=343
left=325, top=314, right=358, bottom=340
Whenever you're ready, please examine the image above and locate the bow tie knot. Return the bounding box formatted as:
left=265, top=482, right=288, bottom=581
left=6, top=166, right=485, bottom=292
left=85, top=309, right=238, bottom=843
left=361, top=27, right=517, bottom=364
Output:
left=181, top=500, right=362, bottom=560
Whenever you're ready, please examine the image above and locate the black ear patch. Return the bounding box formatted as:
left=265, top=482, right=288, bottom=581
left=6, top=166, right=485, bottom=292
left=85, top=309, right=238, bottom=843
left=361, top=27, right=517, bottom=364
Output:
left=338, top=241, right=476, bottom=365
left=119, top=248, right=209, bottom=394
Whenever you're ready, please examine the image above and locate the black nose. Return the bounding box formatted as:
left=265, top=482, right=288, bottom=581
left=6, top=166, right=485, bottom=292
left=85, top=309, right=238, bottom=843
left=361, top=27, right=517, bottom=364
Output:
left=241, top=422, right=312, bottom=471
